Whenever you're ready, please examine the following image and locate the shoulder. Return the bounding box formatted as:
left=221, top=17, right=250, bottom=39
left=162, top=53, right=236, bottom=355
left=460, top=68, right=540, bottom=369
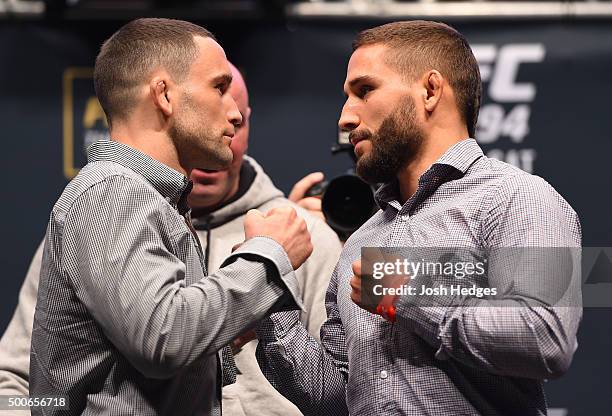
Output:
left=490, top=168, right=572, bottom=214
left=481, top=166, right=581, bottom=246
left=54, top=161, right=166, bottom=222
left=468, top=156, right=570, bottom=211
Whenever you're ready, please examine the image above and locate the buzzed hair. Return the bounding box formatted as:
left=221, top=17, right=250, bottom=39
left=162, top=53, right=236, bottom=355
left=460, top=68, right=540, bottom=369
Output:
left=94, top=18, right=215, bottom=127
left=353, top=20, right=482, bottom=138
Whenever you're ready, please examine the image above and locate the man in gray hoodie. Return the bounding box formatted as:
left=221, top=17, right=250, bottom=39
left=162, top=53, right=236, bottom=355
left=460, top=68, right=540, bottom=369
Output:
left=0, top=62, right=342, bottom=415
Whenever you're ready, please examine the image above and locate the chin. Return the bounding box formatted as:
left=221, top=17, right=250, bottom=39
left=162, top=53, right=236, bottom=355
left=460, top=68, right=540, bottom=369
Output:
left=217, top=146, right=234, bottom=166
left=192, top=145, right=233, bottom=171
left=188, top=191, right=222, bottom=208
left=199, top=161, right=229, bottom=172
left=192, top=180, right=222, bottom=192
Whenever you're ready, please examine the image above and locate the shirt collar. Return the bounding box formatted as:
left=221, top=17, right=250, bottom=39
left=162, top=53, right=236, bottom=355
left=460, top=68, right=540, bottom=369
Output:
left=435, top=138, right=484, bottom=175
left=87, top=140, right=191, bottom=207
left=375, top=138, right=483, bottom=209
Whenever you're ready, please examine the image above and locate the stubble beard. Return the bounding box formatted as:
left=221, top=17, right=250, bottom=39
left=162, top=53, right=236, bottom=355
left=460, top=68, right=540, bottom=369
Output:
left=354, top=95, right=425, bottom=185
left=169, top=94, right=233, bottom=172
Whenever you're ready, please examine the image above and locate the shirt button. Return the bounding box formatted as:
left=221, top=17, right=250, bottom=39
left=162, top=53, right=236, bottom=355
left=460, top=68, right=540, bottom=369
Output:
left=380, top=370, right=388, bottom=379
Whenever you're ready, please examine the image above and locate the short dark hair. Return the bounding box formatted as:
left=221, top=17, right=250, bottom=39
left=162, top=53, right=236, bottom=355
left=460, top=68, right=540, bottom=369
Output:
left=353, top=20, right=482, bottom=138
left=94, top=18, right=215, bottom=127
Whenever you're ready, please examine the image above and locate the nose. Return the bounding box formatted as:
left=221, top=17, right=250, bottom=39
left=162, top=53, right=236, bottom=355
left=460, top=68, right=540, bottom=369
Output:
left=338, top=100, right=360, bottom=132
left=225, top=95, right=242, bottom=128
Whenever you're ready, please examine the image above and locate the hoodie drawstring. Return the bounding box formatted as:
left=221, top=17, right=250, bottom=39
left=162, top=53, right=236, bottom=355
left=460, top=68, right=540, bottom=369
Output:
left=203, top=215, right=213, bottom=272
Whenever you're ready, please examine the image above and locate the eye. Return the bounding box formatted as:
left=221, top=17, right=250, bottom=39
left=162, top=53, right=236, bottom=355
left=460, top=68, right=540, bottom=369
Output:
left=358, top=85, right=373, bottom=99
left=215, top=82, right=229, bottom=95
left=234, top=112, right=245, bottom=130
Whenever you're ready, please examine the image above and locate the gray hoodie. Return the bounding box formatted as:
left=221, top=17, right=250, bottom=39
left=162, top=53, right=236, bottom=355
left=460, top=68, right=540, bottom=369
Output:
left=0, top=156, right=342, bottom=416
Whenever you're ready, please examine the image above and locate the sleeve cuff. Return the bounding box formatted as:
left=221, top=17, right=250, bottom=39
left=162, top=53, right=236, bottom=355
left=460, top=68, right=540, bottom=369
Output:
left=222, top=236, right=305, bottom=312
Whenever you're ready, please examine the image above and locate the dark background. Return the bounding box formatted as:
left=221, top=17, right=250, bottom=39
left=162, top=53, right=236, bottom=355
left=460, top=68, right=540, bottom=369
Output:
left=1, top=12, right=610, bottom=415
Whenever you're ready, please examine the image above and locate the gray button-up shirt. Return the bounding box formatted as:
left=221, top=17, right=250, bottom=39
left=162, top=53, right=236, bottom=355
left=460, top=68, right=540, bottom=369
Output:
left=30, top=140, right=302, bottom=415
left=256, top=139, right=582, bottom=415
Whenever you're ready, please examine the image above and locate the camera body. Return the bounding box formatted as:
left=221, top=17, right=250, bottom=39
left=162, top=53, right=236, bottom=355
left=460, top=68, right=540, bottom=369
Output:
left=305, top=174, right=377, bottom=240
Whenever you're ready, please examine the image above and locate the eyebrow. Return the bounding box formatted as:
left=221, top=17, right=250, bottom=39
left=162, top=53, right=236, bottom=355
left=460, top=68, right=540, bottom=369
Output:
left=211, top=73, right=233, bottom=86
left=344, top=75, right=378, bottom=95
left=350, top=75, right=379, bottom=88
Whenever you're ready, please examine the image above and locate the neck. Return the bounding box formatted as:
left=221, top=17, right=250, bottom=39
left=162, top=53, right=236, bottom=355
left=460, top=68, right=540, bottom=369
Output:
left=396, top=128, right=468, bottom=203
left=110, top=123, right=189, bottom=177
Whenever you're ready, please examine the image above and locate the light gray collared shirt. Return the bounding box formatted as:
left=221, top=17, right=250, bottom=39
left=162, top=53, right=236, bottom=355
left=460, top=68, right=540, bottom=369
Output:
left=30, top=140, right=302, bottom=415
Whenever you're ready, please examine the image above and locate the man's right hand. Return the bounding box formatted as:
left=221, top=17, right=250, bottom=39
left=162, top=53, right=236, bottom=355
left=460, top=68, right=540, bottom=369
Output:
left=288, top=172, right=325, bottom=220
left=244, top=207, right=313, bottom=270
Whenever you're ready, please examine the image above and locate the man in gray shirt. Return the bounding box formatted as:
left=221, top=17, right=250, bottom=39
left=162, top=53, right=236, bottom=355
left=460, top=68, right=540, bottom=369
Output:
left=256, top=20, right=581, bottom=415
left=29, top=18, right=313, bottom=415
left=0, top=64, right=341, bottom=416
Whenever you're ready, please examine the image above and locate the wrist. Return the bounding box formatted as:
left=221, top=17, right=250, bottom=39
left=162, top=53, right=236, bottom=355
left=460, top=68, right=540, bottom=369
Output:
left=375, top=293, right=399, bottom=322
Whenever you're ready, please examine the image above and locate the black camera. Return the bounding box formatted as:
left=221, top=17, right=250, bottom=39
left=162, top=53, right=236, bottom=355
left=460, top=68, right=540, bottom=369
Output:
left=305, top=131, right=378, bottom=240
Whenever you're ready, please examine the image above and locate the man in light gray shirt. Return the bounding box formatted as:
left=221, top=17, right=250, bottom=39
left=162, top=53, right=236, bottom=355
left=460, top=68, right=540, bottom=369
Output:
left=0, top=62, right=342, bottom=416
left=29, top=18, right=313, bottom=415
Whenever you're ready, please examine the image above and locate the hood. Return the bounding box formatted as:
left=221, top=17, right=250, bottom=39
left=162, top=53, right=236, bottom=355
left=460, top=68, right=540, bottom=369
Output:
left=191, top=156, right=284, bottom=229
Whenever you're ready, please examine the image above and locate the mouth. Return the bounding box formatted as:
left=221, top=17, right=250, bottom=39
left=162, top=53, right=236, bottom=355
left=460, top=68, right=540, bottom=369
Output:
left=192, top=167, right=228, bottom=177
left=349, top=131, right=371, bottom=147
left=223, top=135, right=233, bottom=146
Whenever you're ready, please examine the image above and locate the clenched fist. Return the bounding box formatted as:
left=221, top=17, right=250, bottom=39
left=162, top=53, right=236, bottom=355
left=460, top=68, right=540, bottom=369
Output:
left=350, top=257, right=408, bottom=320
left=244, top=207, right=313, bottom=270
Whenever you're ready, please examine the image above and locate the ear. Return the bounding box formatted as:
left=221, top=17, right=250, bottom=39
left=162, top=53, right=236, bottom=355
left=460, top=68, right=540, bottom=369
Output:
left=422, top=70, right=444, bottom=113
left=150, top=75, right=173, bottom=117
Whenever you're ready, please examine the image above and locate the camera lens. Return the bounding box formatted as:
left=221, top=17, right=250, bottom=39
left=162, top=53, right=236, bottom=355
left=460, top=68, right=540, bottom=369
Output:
left=322, top=175, right=376, bottom=237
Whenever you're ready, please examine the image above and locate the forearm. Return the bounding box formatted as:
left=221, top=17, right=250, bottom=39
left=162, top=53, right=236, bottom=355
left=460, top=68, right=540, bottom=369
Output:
left=297, top=219, right=343, bottom=341
left=397, top=297, right=581, bottom=379
left=443, top=304, right=580, bottom=378
left=144, top=254, right=299, bottom=370
left=393, top=239, right=581, bottom=379
left=256, top=311, right=349, bottom=416
left=69, top=236, right=301, bottom=378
